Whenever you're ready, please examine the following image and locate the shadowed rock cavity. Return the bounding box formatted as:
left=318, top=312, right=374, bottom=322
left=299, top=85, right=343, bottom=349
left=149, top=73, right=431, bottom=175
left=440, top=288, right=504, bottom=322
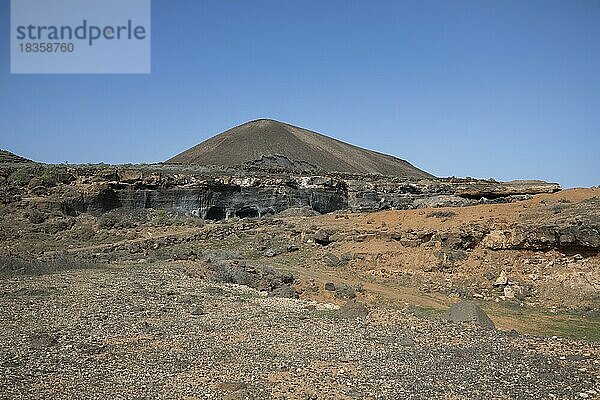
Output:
left=205, top=206, right=227, bottom=221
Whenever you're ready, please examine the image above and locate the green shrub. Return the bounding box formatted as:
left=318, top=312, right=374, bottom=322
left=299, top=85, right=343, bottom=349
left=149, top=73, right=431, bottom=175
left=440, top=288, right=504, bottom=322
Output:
left=7, top=168, right=35, bottom=186
left=39, top=166, right=60, bottom=186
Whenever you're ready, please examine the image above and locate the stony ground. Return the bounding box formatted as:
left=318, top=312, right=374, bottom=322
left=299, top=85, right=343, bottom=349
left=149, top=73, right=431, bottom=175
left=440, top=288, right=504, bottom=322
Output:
left=1, top=264, right=598, bottom=399
left=1, top=171, right=599, bottom=398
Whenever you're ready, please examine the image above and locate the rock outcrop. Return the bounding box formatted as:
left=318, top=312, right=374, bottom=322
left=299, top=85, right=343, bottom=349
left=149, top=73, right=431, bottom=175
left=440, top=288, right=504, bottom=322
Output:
left=481, top=197, right=600, bottom=253
left=442, top=301, right=496, bottom=329
left=0, top=164, right=561, bottom=222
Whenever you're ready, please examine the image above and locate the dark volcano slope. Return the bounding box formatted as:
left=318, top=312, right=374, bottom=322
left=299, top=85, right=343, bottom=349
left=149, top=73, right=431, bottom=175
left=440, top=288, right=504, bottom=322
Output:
left=167, top=119, right=434, bottom=178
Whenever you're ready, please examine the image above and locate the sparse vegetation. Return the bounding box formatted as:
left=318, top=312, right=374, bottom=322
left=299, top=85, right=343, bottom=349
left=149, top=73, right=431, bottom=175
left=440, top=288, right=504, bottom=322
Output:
left=39, top=166, right=61, bottom=186
left=0, top=254, right=103, bottom=276
left=548, top=316, right=600, bottom=341
left=309, top=308, right=340, bottom=320
left=7, top=167, right=35, bottom=186
left=410, top=305, right=445, bottom=319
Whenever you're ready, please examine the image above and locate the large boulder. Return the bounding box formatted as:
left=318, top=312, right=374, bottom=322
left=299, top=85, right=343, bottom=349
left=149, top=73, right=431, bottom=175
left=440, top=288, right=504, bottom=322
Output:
left=441, top=301, right=496, bottom=329
left=314, top=229, right=332, bottom=245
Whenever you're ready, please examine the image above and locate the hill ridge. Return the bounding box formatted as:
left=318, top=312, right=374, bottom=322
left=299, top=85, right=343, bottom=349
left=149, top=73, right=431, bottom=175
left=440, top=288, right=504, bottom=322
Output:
left=0, top=149, right=33, bottom=164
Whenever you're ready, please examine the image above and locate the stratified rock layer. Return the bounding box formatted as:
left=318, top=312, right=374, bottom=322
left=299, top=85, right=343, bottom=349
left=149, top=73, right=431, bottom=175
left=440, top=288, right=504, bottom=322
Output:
left=0, top=164, right=560, bottom=221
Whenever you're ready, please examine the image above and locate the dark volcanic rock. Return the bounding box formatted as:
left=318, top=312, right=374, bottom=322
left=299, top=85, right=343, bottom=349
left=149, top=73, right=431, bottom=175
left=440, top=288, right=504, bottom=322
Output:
left=100, top=177, right=347, bottom=220
left=334, top=283, right=356, bottom=299
left=268, top=285, right=299, bottom=299
left=314, top=230, right=332, bottom=246
left=323, top=252, right=341, bottom=267
left=210, top=263, right=296, bottom=294
left=442, top=301, right=496, bottom=329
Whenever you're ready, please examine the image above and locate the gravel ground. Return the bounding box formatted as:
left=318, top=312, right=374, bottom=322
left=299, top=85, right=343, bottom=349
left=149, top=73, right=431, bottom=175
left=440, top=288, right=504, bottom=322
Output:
left=0, top=264, right=598, bottom=399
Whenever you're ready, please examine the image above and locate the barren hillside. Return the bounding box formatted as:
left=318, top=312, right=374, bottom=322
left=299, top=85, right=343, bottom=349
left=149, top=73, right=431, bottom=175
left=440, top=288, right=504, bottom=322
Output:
left=168, top=119, right=434, bottom=178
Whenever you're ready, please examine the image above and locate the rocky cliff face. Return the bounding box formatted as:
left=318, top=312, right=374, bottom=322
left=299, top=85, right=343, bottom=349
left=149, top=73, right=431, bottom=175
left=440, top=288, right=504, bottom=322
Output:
left=86, top=178, right=348, bottom=220
left=0, top=164, right=560, bottom=221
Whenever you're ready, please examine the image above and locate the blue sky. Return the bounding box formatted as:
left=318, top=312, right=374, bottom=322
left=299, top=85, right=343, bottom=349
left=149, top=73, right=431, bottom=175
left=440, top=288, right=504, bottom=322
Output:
left=1, top=0, right=599, bottom=188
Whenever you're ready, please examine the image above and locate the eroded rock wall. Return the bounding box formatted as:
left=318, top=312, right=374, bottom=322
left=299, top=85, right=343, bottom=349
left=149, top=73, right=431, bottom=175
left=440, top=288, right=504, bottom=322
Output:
left=0, top=164, right=560, bottom=220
